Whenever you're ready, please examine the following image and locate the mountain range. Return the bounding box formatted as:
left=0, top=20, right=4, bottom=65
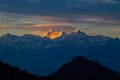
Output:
left=0, top=29, right=119, bottom=50
left=0, top=29, right=120, bottom=76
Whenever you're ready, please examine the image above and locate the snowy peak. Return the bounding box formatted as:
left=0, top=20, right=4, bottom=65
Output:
left=42, top=29, right=88, bottom=39
left=1, top=33, right=12, bottom=38
left=42, top=29, right=66, bottom=39
left=0, top=33, right=18, bottom=39
left=69, top=28, right=88, bottom=39
left=75, top=28, right=79, bottom=33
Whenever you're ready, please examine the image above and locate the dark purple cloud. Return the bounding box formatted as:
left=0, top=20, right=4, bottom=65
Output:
left=0, top=0, right=120, bottom=26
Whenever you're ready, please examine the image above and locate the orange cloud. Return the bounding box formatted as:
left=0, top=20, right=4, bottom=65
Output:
left=0, top=23, right=76, bottom=35
left=0, top=25, right=8, bottom=29
left=112, top=29, right=120, bottom=32
left=33, top=24, right=75, bottom=33
left=34, top=23, right=71, bottom=27
left=35, top=16, right=72, bottom=24
left=25, top=21, right=35, bottom=25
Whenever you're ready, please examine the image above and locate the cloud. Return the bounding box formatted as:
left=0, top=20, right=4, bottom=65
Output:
left=0, top=23, right=76, bottom=34
left=78, top=18, right=120, bottom=27
left=16, top=21, right=36, bottom=26
left=0, top=19, right=17, bottom=23
left=112, top=29, right=120, bottom=32
left=0, top=25, right=8, bottom=29
left=0, top=0, right=120, bottom=30
left=32, top=24, right=76, bottom=34
left=0, top=0, right=120, bottom=19
left=1, top=12, right=120, bottom=29
left=36, top=16, right=120, bottom=27
left=36, top=16, right=71, bottom=24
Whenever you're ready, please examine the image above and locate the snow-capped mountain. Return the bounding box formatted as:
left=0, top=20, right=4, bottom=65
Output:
left=42, top=29, right=66, bottom=39
left=0, top=29, right=119, bottom=49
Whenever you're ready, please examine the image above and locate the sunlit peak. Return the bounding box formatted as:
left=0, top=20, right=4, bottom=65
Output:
left=75, top=28, right=79, bottom=33
left=42, top=29, right=66, bottom=39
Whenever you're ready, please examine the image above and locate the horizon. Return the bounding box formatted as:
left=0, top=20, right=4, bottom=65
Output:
left=0, top=29, right=118, bottom=39
left=0, top=0, right=120, bottom=37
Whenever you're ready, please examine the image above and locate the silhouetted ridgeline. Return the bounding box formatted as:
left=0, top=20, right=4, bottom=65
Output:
left=49, top=56, right=120, bottom=80
left=0, top=60, right=43, bottom=80
left=0, top=56, right=120, bottom=80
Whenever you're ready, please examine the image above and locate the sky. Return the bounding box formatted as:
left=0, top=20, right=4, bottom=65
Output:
left=0, top=0, right=120, bottom=37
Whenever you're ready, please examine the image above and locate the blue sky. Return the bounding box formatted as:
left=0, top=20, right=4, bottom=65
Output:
left=0, top=0, right=120, bottom=37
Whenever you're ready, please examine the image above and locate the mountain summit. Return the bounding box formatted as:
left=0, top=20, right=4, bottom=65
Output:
left=50, top=56, right=120, bottom=80
left=42, top=28, right=87, bottom=39
left=42, top=29, right=66, bottom=39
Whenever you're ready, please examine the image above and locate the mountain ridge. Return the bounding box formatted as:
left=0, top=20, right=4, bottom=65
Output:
left=42, top=29, right=68, bottom=39
left=0, top=56, right=120, bottom=80
left=48, top=56, right=120, bottom=80
left=0, top=29, right=118, bottom=50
